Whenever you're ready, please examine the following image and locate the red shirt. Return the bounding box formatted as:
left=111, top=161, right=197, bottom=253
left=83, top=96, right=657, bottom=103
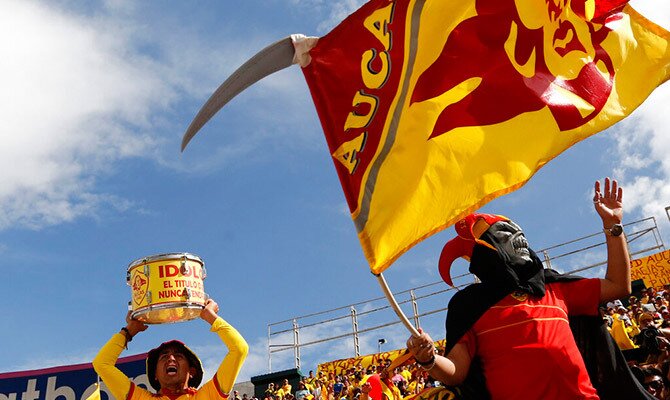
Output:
left=459, top=279, right=601, bottom=399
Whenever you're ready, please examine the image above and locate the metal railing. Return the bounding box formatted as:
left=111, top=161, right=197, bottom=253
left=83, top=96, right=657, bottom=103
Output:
left=267, top=216, right=665, bottom=372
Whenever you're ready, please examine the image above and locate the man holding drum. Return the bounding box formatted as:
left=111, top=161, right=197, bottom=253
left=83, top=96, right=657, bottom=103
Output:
left=93, top=298, right=248, bottom=400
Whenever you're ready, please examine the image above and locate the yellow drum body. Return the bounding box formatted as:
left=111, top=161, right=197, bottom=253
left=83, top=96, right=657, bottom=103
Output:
left=127, top=253, right=207, bottom=324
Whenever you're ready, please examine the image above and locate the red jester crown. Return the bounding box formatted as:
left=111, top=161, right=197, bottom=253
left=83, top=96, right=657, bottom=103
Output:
left=438, top=213, right=510, bottom=286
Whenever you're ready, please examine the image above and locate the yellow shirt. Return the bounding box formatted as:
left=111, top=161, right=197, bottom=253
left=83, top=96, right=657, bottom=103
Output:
left=400, top=369, right=411, bottom=382
left=610, top=317, right=637, bottom=350
left=406, top=381, right=417, bottom=394
left=93, top=317, right=248, bottom=400
left=305, top=377, right=316, bottom=388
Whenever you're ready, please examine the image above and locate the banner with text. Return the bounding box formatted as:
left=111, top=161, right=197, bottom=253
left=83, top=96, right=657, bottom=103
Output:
left=630, top=249, right=670, bottom=289
left=0, top=353, right=148, bottom=400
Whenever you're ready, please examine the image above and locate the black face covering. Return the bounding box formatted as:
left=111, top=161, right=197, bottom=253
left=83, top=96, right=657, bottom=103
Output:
left=468, top=222, right=547, bottom=296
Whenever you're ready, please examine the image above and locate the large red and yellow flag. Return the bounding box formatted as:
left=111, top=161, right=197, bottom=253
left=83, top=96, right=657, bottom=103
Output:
left=301, top=0, right=670, bottom=273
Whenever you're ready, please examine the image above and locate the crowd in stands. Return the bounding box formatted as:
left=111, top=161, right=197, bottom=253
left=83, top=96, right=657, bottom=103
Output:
left=259, top=363, right=440, bottom=400
left=601, top=284, right=670, bottom=399
left=244, top=285, right=670, bottom=400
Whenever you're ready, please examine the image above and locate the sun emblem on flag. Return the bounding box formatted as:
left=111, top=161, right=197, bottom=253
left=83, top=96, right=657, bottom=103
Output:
left=411, top=0, right=615, bottom=140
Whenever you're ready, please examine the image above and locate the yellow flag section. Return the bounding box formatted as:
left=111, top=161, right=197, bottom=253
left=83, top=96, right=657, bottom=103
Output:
left=317, top=340, right=445, bottom=376
left=85, top=383, right=101, bottom=400
left=318, top=348, right=407, bottom=377
left=609, top=316, right=637, bottom=350
left=362, top=2, right=670, bottom=273
left=631, top=249, right=670, bottom=288
left=405, top=387, right=458, bottom=400
left=301, top=0, right=670, bottom=274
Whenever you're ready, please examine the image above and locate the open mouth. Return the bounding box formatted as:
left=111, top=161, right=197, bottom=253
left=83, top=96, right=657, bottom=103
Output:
left=513, top=235, right=530, bottom=257
left=167, top=366, right=178, bottom=375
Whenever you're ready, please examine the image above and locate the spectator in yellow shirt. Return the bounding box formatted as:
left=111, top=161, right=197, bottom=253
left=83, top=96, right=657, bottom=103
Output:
left=281, top=379, right=293, bottom=396
left=93, top=299, right=248, bottom=400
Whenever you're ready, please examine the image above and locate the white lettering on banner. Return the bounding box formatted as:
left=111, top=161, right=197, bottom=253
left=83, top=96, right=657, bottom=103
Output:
left=0, top=364, right=147, bottom=400
left=99, top=374, right=150, bottom=400
left=131, top=374, right=150, bottom=391
left=0, top=378, right=36, bottom=400
left=46, top=377, right=75, bottom=400
left=22, top=379, right=39, bottom=400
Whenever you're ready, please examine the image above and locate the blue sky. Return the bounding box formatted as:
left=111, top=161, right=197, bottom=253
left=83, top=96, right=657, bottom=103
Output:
left=2, top=0, right=670, bottom=384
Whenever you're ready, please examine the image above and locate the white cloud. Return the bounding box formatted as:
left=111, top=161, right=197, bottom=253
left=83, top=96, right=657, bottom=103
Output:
left=607, top=2, right=670, bottom=235
left=287, top=0, right=366, bottom=34
left=0, top=1, right=314, bottom=230
left=315, top=0, right=367, bottom=33
left=612, top=87, right=670, bottom=235
left=3, top=0, right=668, bottom=235
left=0, top=1, right=168, bottom=229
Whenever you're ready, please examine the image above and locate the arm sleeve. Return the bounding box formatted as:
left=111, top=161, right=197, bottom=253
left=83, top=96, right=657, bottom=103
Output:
left=198, top=317, right=249, bottom=399
left=560, top=278, right=601, bottom=316
left=456, top=329, right=477, bottom=359
left=92, top=334, right=134, bottom=400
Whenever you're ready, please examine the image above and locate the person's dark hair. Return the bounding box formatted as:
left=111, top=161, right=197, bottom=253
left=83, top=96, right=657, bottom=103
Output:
left=636, top=325, right=664, bottom=354
left=661, top=360, right=670, bottom=388
left=645, top=366, right=664, bottom=377
left=631, top=365, right=645, bottom=384
left=641, top=367, right=665, bottom=392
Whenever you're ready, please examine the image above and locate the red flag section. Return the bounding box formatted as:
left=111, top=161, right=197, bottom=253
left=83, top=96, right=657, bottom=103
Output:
left=301, top=0, right=670, bottom=273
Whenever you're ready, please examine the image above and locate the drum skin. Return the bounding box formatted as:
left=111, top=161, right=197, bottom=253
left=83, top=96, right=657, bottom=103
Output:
left=127, top=253, right=207, bottom=324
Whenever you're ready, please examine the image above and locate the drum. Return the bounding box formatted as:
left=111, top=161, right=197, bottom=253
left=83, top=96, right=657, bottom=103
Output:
left=127, top=252, right=207, bottom=324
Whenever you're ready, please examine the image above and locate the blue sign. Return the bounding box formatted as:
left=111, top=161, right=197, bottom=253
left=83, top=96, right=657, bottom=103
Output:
left=0, top=353, right=149, bottom=400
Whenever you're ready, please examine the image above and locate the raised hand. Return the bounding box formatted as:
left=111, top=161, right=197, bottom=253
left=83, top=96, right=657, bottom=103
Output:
left=593, top=177, right=623, bottom=227
left=200, top=298, right=220, bottom=325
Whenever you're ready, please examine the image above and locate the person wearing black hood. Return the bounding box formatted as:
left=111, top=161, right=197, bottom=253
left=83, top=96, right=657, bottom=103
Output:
left=93, top=298, right=248, bottom=400
left=406, top=178, right=653, bottom=399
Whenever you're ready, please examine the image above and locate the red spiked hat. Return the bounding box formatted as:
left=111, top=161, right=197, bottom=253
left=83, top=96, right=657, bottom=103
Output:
left=438, top=213, right=509, bottom=286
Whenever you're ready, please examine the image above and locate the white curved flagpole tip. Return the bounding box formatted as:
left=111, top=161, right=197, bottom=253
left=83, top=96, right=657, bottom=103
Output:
left=181, top=35, right=318, bottom=151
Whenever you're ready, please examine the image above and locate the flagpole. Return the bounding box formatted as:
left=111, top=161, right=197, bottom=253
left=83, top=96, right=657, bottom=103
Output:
left=376, top=273, right=420, bottom=337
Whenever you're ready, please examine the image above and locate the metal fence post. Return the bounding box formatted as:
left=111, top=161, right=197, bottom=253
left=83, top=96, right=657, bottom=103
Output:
left=410, top=289, right=420, bottom=329
left=543, top=250, right=552, bottom=269
left=294, top=319, right=300, bottom=369
left=351, top=306, right=360, bottom=357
